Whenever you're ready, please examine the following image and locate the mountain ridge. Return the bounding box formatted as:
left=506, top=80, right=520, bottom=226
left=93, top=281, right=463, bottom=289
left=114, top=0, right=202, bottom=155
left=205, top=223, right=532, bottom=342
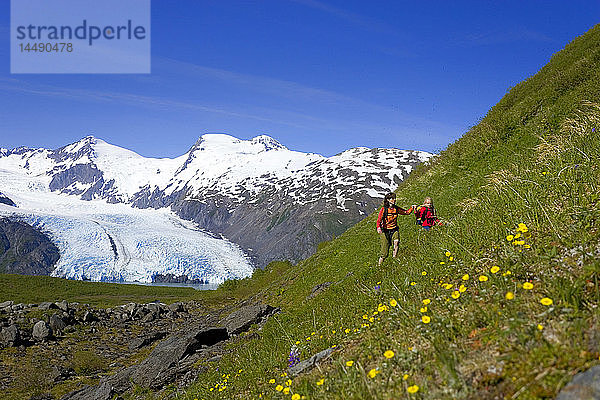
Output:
left=0, top=134, right=433, bottom=268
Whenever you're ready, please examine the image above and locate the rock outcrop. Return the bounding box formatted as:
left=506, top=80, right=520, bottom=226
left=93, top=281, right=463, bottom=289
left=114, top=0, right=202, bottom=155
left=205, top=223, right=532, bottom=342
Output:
left=556, top=366, right=600, bottom=399
left=0, top=191, right=16, bottom=207
left=0, top=218, right=60, bottom=275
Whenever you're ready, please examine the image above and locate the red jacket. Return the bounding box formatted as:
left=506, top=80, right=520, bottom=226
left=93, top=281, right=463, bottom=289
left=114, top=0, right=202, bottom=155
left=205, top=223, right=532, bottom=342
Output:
left=415, top=206, right=439, bottom=227
left=377, top=205, right=413, bottom=230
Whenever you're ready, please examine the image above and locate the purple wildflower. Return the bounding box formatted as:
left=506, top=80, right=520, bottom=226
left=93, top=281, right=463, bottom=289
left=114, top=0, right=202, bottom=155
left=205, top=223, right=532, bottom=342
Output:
left=374, top=285, right=381, bottom=291
left=288, top=346, right=300, bottom=367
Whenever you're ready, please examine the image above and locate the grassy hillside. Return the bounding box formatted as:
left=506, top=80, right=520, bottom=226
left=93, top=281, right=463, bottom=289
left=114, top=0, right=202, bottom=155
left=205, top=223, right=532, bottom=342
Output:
left=173, top=25, right=600, bottom=400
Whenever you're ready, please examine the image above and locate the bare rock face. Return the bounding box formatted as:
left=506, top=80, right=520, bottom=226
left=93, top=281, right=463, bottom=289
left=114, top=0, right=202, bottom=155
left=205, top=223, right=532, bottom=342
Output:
left=556, top=366, right=600, bottom=399
left=61, top=301, right=278, bottom=400
left=221, top=303, right=278, bottom=335
left=62, top=325, right=229, bottom=400
left=0, top=218, right=60, bottom=275
left=132, top=326, right=229, bottom=389
left=0, top=191, right=16, bottom=207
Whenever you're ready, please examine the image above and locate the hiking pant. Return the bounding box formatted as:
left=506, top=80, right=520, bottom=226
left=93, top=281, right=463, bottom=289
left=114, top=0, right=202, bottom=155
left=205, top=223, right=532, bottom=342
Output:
left=380, top=228, right=399, bottom=257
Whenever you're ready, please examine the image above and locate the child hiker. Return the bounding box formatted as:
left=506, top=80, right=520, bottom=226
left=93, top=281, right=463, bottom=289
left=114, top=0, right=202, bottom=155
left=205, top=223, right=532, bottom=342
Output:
left=376, top=193, right=414, bottom=266
left=415, top=196, right=440, bottom=230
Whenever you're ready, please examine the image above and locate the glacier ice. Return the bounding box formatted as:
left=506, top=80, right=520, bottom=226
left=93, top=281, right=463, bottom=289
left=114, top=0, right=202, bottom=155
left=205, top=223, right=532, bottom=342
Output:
left=0, top=167, right=253, bottom=284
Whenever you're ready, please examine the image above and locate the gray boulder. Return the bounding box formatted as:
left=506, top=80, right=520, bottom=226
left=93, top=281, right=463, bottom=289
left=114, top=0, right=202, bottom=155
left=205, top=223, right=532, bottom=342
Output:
left=38, top=301, right=58, bottom=311
left=56, top=300, right=69, bottom=312
left=82, top=310, right=98, bottom=323
left=49, top=314, right=67, bottom=333
left=168, top=302, right=184, bottom=313
left=0, top=324, right=20, bottom=346
left=32, top=320, right=52, bottom=341
left=556, top=365, right=600, bottom=399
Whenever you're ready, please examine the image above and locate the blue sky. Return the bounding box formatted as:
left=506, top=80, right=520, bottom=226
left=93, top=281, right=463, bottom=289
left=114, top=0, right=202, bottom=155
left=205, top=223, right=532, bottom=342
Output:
left=0, top=1, right=598, bottom=157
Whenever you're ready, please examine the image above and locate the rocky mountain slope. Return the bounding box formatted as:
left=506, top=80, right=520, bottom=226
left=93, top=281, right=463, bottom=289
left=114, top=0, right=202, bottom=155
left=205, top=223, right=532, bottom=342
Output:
left=0, top=218, right=59, bottom=275
left=0, top=134, right=433, bottom=268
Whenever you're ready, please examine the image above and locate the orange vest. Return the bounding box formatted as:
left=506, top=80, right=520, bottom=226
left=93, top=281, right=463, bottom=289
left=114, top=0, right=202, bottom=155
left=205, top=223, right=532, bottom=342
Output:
left=381, top=207, right=399, bottom=230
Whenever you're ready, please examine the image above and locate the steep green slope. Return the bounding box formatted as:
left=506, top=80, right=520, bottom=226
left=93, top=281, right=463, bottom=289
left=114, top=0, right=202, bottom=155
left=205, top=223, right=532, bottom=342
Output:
left=184, top=25, right=599, bottom=399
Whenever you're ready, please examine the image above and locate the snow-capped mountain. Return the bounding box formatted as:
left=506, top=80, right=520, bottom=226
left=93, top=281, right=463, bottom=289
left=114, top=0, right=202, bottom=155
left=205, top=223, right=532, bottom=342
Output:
left=0, top=134, right=434, bottom=273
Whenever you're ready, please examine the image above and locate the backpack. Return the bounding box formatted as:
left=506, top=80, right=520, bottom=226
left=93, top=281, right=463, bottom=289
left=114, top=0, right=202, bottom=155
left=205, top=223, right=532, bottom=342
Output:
left=415, top=206, right=424, bottom=226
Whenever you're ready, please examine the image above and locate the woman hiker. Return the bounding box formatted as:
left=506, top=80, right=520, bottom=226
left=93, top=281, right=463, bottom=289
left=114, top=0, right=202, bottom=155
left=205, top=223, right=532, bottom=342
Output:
left=415, top=196, right=441, bottom=230
left=376, top=192, right=414, bottom=266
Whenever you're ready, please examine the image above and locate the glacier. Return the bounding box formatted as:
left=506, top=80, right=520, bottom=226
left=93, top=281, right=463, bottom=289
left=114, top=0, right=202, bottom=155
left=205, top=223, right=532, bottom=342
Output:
left=0, top=166, right=253, bottom=284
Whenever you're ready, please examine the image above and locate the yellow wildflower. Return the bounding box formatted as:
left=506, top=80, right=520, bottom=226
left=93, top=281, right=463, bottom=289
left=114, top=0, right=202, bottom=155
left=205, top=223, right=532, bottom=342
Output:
left=344, top=328, right=350, bottom=334
left=440, top=261, right=445, bottom=265
left=269, top=379, right=276, bottom=384
left=316, top=378, right=324, bottom=386
left=517, top=223, right=529, bottom=233
left=283, top=387, right=290, bottom=395
left=422, top=271, right=427, bottom=276
left=410, top=281, right=417, bottom=286
left=514, top=233, right=522, bottom=239
left=451, top=291, right=460, bottom=299
left=479, top=275, right=488, bottom=282
left=462, top=274, right=469, bottom=281
left=292, top=394, right=301, bottom=400
left=523, top=282, right=534, bottom=290
left=420, top=307, right=427, bottom=313
left=505, top=292, right=514, bottom=300
left=445, top=251, right=451, bottom=257
left=459, top=284, right=466, bottom=293
left=286, top=379, right=292, bottom=386
left=506, top=235, right=514, bottom=241
left=384, top=350, right=395, bottom=359
left=346, top=360, right=354, bottom=367
left=449, top=256, right=454, bottom=261
left=276, top=385, right=283, bottom=392
left=390, top=298, right=398, bottom=307
left=403, top=374, right=409, bottom=380
left=407, top=385, right=420, bottom=393
left=537, top=324, right=544, bottom=331
left=367, top=368, right=380, bottom=378
left=490, top=266, right=500, bottom=274
left=540, top=297, right=553, bottom=306
left=422, top=315, right=431, bottom=324
left=422, top=298, right=431, bottom=305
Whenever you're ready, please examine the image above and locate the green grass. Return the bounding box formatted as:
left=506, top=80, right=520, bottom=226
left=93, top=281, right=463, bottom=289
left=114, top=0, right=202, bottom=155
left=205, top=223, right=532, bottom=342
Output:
left=3, top=24, right=600, bottom=400
left=0, top=274, right=200, bottom=307
left=170, top=24, right=600, bottom=400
